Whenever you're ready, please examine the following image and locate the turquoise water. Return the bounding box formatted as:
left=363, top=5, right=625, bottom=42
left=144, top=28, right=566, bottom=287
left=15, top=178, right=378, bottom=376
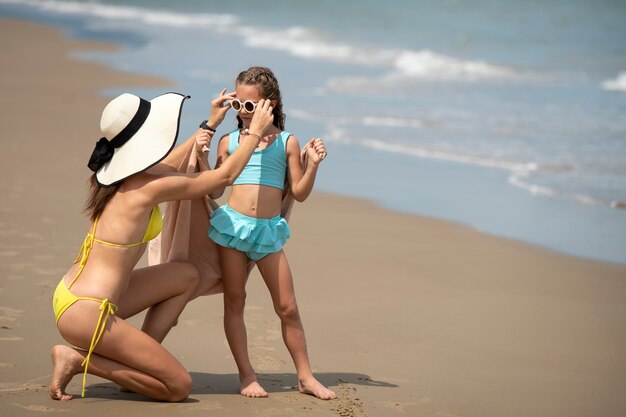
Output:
left=2, top=0, right=625, bottom=263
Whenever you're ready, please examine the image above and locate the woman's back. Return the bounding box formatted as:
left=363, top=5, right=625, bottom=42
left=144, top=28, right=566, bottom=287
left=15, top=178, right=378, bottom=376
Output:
left=64, top=174, right=158, bottom=302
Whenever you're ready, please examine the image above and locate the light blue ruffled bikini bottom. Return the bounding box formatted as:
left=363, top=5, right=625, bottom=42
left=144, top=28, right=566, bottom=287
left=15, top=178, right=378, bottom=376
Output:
left=209, top=204, right=290, bottom=261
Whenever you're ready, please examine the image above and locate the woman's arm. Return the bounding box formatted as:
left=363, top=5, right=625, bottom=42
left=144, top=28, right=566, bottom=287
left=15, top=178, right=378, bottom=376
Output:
left=286, top=137, right=327, bottom=202
left=208, top=135, right=231, bottom=199
left=145, top=99, right=274, bottom=204
left=148, top=89, right=235, bottom=174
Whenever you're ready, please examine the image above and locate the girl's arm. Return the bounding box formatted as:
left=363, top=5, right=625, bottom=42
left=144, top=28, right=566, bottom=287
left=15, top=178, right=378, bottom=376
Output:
left=286, top=136, right=327, bottom=202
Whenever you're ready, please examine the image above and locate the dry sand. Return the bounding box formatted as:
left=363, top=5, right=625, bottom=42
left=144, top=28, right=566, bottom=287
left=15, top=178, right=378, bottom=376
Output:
left=1, top=17, right=626, bottom=417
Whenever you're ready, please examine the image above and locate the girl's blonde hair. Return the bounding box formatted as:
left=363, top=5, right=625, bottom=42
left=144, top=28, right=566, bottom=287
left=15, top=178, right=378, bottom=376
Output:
left=236, top=66, right=285, bottom=130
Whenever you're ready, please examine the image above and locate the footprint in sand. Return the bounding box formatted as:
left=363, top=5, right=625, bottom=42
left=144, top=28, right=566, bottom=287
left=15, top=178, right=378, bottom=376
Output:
left=0, top=306, right=23, bottom=328
left=332, top=383, right=368, bottom=417
left=381, top=399, right=428, bottom=413
left=1, top=381, right=48, bottom=393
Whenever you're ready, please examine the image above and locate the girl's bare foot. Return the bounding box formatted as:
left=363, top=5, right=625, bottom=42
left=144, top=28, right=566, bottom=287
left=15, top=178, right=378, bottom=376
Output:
left=240, top=374, right=268, bottom=398
left=298, top=377, right=336, bottom=400
left=49, top=345, right=84, bottom=401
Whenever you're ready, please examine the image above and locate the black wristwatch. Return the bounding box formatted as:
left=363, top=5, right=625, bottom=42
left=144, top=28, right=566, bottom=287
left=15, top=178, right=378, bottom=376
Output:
left=199, top=120, right=216, bottom=132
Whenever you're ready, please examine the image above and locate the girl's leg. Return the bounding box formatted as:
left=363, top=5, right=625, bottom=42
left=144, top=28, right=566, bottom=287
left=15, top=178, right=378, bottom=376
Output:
left=115, top=262, right=200, bottom=342
left=256, top=250, right=336, bottom=400
left=51, top=304, right=192, bottom=401
left=219, top=245, right=267, bottom=398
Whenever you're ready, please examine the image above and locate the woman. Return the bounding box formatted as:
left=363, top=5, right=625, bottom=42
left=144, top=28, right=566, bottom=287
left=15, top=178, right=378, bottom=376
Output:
left=50, top=90, right=273, bottom=401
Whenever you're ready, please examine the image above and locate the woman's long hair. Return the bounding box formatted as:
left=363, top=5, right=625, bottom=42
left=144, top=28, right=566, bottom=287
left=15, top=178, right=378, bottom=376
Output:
left=83, top=174, right=121, bottom=221
left=235, top=66, right=285, bottom=130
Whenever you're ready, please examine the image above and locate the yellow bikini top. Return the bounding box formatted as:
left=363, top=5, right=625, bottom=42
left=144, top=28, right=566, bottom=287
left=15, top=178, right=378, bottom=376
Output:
left=92, top=205, right=163, bottom=247
left=68, top=206, right=163, bottom=289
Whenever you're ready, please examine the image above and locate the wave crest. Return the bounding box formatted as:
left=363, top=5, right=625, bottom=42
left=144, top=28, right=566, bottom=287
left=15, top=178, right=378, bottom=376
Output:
left=602, top=72, right=626, bottom=93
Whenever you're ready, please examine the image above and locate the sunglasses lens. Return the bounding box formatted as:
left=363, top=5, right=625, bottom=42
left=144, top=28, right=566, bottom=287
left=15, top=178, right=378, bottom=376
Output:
left=244, top=101, right=256, bottom=113
left=231, top=100, right=241, bottom=111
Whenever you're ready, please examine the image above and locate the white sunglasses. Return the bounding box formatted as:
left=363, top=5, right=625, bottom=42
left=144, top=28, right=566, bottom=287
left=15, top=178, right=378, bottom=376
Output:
left=230, top=99, right=258, bottom=113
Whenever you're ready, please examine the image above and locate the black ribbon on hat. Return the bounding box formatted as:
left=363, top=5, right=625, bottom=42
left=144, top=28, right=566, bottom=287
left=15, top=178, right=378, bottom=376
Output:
left=88, top=98, right=151, bottom=172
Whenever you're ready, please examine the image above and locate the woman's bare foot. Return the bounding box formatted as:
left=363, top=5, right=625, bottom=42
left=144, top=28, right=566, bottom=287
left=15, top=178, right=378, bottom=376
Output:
left=49, top=345, right=84, bottom=401
left=240, top=374, right=268, bottom=398
left=298, top=377, right=336, bottom=400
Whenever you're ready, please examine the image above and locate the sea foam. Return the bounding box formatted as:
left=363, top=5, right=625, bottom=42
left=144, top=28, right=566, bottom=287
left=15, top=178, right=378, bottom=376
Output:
left=602, top=72, right=626, bottom=93
left=0, top=0, right=521, bottom=83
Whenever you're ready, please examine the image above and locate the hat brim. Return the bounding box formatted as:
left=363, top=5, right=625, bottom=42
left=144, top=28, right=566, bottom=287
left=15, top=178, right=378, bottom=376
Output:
left=96, top=92, right=189, bottom=186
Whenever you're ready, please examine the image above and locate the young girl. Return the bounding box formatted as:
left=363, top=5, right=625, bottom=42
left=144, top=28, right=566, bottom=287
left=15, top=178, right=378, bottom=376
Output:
left=208, top=67, right=336, bottom=400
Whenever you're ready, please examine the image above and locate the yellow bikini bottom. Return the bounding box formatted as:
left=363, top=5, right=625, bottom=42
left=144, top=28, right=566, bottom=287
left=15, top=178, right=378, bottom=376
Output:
left=52, top=278, right=118, bottom=397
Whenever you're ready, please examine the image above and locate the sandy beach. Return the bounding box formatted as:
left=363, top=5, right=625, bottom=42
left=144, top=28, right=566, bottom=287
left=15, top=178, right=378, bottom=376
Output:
left=1, top=17, right=626, bottom=417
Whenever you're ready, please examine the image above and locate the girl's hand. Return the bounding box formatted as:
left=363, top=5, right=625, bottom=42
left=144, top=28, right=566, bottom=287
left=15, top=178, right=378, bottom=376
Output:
left=206, top=88, right=236, bottom=129
left=195, top=128, right=213, bottom=153
left=305, top=138, right=327, bottom=165
left=248, top=99, right=274, bottom=137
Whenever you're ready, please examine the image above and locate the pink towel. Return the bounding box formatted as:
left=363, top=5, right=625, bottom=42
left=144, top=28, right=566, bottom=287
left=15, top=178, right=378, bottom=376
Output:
left=148, top=140, right=306, bottom=299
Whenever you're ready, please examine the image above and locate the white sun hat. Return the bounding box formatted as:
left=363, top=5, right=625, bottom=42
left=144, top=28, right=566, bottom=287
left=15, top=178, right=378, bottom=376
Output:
left=88, top=92, right=190, bottom=186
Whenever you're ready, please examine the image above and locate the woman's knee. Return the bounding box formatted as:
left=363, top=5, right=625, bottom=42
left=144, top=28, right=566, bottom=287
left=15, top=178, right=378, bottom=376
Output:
left=173, top=262, right=200, bottom=295
left=166, top=371, right=192, bottom=402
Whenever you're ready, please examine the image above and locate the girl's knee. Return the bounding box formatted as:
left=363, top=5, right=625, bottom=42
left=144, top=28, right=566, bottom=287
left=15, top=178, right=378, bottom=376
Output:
left=224, top=291, right=246, bottom=313
left=275, top=301, right=299, bottom=322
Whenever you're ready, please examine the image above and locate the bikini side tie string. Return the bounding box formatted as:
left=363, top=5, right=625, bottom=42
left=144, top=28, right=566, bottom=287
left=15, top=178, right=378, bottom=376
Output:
left=79, top=297, right=118, bottom=397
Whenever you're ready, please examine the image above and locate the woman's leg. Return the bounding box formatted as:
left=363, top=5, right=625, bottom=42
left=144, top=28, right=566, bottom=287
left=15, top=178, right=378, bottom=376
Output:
left=256, top=250, right=336, bottom=400
left=51, top=303, right=192, bottom=401
left=219, top=245, right=267, bottom=397
left=115, top=262, right=200, bottom=342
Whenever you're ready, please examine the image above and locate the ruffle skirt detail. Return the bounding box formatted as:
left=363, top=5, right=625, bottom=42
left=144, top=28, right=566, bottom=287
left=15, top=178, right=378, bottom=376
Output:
left=209, top=204, right=290, bottom=261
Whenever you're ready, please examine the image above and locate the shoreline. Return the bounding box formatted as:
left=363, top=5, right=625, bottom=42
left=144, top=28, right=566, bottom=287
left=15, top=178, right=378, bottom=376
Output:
left=3, top=2, right=625, bottom=266
left=315, top=140, right=626, bottom=266
left=1, top=16, right=626, bottom=417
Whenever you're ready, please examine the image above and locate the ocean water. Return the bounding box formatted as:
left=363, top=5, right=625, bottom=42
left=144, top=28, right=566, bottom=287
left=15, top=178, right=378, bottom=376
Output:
left=2, top=0, right=625, bottom=264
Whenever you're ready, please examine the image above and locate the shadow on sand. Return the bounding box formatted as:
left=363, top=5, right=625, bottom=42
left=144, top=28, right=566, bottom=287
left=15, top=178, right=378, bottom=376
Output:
left=84, top=371, right=397, bottom=402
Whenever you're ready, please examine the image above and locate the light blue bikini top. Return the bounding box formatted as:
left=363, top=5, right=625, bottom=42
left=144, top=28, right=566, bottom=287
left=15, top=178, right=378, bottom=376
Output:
left=227, top=130, right=290, bottom=190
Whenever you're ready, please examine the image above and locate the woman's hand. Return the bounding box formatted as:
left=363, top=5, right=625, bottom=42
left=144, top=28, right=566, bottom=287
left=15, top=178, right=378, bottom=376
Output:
left=248, top=99, right=274, bottom=137
left=206, top=88, right=236, bottom=129
left=194, top=128, right=213, bottom=153
left=305, top=138, right=327, bottom=165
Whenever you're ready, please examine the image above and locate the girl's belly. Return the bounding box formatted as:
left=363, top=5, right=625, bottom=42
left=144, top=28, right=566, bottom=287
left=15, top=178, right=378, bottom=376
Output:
left=228, top=184, right=284, bottom=218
